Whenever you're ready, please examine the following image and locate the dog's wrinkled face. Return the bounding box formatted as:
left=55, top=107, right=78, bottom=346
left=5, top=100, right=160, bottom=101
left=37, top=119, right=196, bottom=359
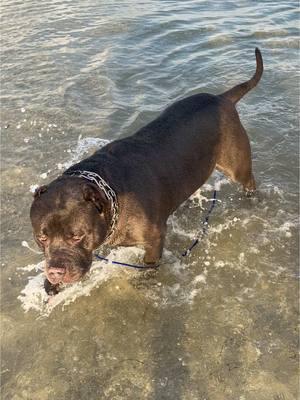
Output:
left=30, top=177, right=109, bottom=285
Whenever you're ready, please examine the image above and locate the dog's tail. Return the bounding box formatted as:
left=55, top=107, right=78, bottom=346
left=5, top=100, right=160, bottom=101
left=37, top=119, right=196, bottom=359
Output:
left=221, top=48, right=263, bottom=104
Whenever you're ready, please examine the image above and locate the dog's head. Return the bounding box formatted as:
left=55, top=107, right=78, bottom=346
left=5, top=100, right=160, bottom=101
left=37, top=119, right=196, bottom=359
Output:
left=30, top=176, right=111, bottom=285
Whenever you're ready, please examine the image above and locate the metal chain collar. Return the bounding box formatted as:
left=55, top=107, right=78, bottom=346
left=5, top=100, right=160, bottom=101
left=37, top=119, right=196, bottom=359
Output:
left=65, top=170, right=119, bottom=243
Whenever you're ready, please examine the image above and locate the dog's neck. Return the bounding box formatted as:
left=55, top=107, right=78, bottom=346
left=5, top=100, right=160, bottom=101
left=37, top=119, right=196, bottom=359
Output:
left=64, top=169, right=119, bottom=244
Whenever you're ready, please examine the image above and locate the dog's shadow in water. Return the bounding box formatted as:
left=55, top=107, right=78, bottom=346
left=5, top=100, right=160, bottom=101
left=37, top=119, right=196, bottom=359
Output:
left=130, top=270, right=197, bottom=399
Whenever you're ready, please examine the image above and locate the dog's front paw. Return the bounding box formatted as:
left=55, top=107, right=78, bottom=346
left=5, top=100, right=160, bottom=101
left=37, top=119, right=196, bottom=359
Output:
left=143, top=254, right=160, bottom=269
left=245, top=189, right=262, bottom=206
left=143, top=261, right=160, bottom=269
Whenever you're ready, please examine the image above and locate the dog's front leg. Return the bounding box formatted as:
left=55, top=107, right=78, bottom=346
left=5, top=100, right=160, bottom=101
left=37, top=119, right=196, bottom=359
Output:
left=143, top=225, right=166, bottom=267
left=143, top=241, right=163, bottom=266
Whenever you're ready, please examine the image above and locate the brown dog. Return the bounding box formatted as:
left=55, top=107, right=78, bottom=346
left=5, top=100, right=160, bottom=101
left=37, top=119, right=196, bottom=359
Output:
left=30, top=48, right=263, bottom=292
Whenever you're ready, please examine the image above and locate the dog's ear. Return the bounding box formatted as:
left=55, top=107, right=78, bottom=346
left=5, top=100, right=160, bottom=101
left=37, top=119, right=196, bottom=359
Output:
left=33, top=185, right=47, bottom=198
left=82, top=183, right=108, bottom=214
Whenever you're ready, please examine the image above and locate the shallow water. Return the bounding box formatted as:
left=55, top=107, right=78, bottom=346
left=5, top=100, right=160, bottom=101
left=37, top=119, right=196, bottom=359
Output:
left=1, top=1, right=299, bottom=399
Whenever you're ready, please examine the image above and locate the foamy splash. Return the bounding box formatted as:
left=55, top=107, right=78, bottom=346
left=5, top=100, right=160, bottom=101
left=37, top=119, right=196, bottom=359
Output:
left=29, top=136, right=110, bottom=190
left=58, top=136, right=110, bottom=170
left=19, top=245, right=203, bottom=315
left=18, top=247, right=144, bottom=316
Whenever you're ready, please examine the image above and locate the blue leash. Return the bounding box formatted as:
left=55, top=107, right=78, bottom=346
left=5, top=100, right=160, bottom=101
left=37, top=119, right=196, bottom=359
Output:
left=94, top=254, right=159, bottom=270
left=94, top=190, right=218, bottom=270
left=181, top=189, right=217, bottom=257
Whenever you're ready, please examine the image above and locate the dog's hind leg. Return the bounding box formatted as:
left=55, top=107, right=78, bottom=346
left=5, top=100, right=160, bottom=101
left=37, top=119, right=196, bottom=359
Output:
left=216, top=118, right=256, bottom=195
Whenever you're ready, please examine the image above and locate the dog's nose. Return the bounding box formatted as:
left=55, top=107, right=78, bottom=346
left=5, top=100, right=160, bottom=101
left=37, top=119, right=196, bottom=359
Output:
left=46, top=267, right=66, bottom=285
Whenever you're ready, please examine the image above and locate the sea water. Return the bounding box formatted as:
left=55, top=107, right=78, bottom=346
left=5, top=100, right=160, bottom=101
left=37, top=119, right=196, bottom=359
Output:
left=1, top=1, right=298, bottom=399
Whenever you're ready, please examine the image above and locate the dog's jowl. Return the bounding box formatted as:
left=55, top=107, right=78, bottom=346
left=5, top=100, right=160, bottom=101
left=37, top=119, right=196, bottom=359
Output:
left=30, top=48, right=263, bottom=293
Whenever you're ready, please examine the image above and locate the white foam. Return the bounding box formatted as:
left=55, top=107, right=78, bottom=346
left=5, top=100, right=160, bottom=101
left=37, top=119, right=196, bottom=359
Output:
left=277, top=221, right=295, bottom=238
left=19, top=244, right=202, bottom=314
left=261, top=183, right=285, bottom=199
left=215, top=260, right=225, bottom=268
left=29, top=184, right=39, bottom=193
left=211, top=217, right=241, bottom=234
left=168, top=215, right=195, bottom=239
left=18, top=260, right=45, bottom=273
left=61, top=137, right=110, bottom=170
left=159, top=274, right=206, bottom=306
left=188, top=189, right=209, bottom=209
left=21, top=241, right=42, bottom=255
left=29, top=136, right=110, bottom=193
left=18, top=272, right=48, bottom=313
left=18, top=246, right=144, bottom=315
left=193, top=273, right=207, bottom=285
